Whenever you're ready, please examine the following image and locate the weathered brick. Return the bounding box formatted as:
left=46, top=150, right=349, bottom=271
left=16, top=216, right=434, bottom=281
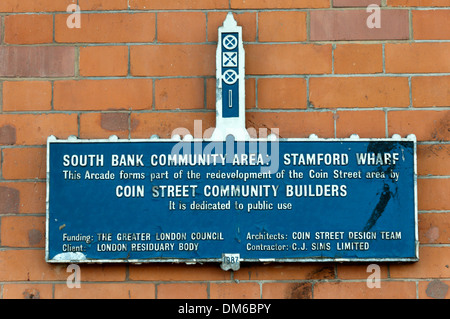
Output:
left=3, top=283, right=53, bottom=299
left=412, top=76, right=450, bottom=107
left=387, top=110, right=450, bottom=141
left=0, top=182, right=45, bottom=214
left=386, top=43, right=450, bottom=73
left=262, top=282, right=312, bottom=299
left=1, top=216, right=45, bottom=247
left=129, top=264, right=230, bottom=281
left=246, top=111, right=335, bottom=138
left=230, top=0, right=330, bottom=8
left=155, top=78, right=205, bottom=110
left=234, top=264, right=335, bottom=281
left=131, top=112, right=215, bottom=139
left=210, top=282, right=260, bottom=299
left=80, top=113, right=130, bottom=139
left=310, top=10, right=409, bottom=41
left=55, top=13, right=155, bottom=43
left=314, top=281, right=416, bottom=299
left=0, top=125, right=16, bottom=145
left=157, top=283, right=207, bottom=299
left=130, top=45, right=215, bottom=76
left=0, top=114, right=78, bottom=145
left=258, top=11, right=307, bottom=42
left=2, top=148, right=46, bottom=180
left=257, top=78, right=307, bottom=109
left=157, top=12, right=206, bottom=43
left=417, top=144, right=450, bottom=176
left=335, top=110, right=386, bottom=138
left=390, top=247, right=450, bottom=278
left=337, top=264, right=388, bottom=279
left=0, top=250, right=67, bottom=281
left=334, top=44, right=383, bottom=74
left=413, top=10, right=450, bottom=40
left=309, top=77, right=410, bottom=108
left=0, top=46, right=75, bottom=77
left=129, top=0, right=229, bottom=9
left=4, top=15, right=53, bottom=44
left=79, top=46, right=128, bottom=77
left=3, top=81, right=52, bottom=111
left=419, top=213, right=450, bottom=244
left=53, top=79, right=153, bottom=111
left=419, top=280, right=450, bottom=299
left=246, top=44, right=332, bottom=75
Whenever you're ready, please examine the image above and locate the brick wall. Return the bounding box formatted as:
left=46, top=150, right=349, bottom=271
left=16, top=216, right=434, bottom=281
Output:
left=0, top=0, right=449, bottom=299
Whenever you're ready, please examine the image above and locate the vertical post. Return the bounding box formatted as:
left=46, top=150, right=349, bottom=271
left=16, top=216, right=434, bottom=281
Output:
left=211, top=13, right=249, bottom=141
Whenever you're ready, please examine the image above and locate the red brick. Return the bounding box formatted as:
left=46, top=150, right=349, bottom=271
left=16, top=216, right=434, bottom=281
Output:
left=4, top=15, right=53, bottom=44
left=413, top=10, right=450, bottom=40
left=262, top=282, right=312, bottom=299
left=129, top=0, right=228, bottom=9
left=131, top=112, right=215, bottom=139
left=1, top=216, right=45, bottom=247
left=387, top=110, right=450, bottom=141
left=0, top=182, right=46, bottom=214
left=231, top=0, right=330, bottom=8
left=129, top=264, right=230, bottom=281
left=210, top=282, right=260, bottom=299
left=3, top=283, right=53, bottom=299
left=157, top=283, right=207, bottom=299
left=53, top=79, right=153, bottom=111
left=337, top=264, right=389, bottom=279
left=55, top=283, right=155, bottom=299
left=390, top=247, right=450, bottom=278
left=0, top=250, right=67, bottom=281
left=207, top=12, right=257, bottom=42
left=79, top=46, right=128, bottom=77
left=309, top=77, right=410, bottom=108
left=131, top=45, right=215, bottom=77
left=257, top=78, right=307, bottom=109
left=55, top=13, right=155, bottom=43
left=80, top=113, right=129, bottom=139
left=0, top=125, right=16, bottom=145
left=388, top=0, right=450, bottom=6
left=79, top=0, right=128, bottom=10
left=246, top=111, right=335, bottom=138
left=419, top=213, right=450, bottom=244
left=3, top=81, right=52, bottom=111
left=234, top=264, right=335, bottom=281
left=155, top=78, right=205, bottom=110
left=314, top=281, right=416, bottom=299
left=419, top=280, right=450, bottom=299
left=336, top=110, right=386, bottom=138
left=417, top=144, right=450, bottom=176
left=310, top=10, right=409, bottom=41
left=412, top=76, right=450, bottom=107
left=0, top=0, right=75, bottom=12
left=0, top=46, right=75, bottom=77
left=258, top=11, right=307, bottom=42
left=157, top=12, right=206, bottom=43
left=0, top=114, right=78, bottom=145
left=334, top=44, right=383, bottom=74
left=246, top=44, right=332, bottom=75
left=386, top=43, right=450, bottom=73
left=334, top=0, right=381, bottom=6
left=418, top=179, right=450, bottom=211
left=2, top=148, right=46, bottom=180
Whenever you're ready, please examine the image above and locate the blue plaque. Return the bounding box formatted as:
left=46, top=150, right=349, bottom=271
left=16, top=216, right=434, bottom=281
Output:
left=46, top=137, right=418, bottom=264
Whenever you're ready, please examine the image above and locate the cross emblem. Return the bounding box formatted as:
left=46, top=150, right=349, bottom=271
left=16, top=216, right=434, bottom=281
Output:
left=223, top=69, right=238, bottom=85
left=223, top=35, right=237, bottom=50
left=223, top=52, right=237, bottom=67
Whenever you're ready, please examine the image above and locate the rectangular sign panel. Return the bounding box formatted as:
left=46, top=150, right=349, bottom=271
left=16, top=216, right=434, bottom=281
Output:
left=46, top=138, right=418, bottom=264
